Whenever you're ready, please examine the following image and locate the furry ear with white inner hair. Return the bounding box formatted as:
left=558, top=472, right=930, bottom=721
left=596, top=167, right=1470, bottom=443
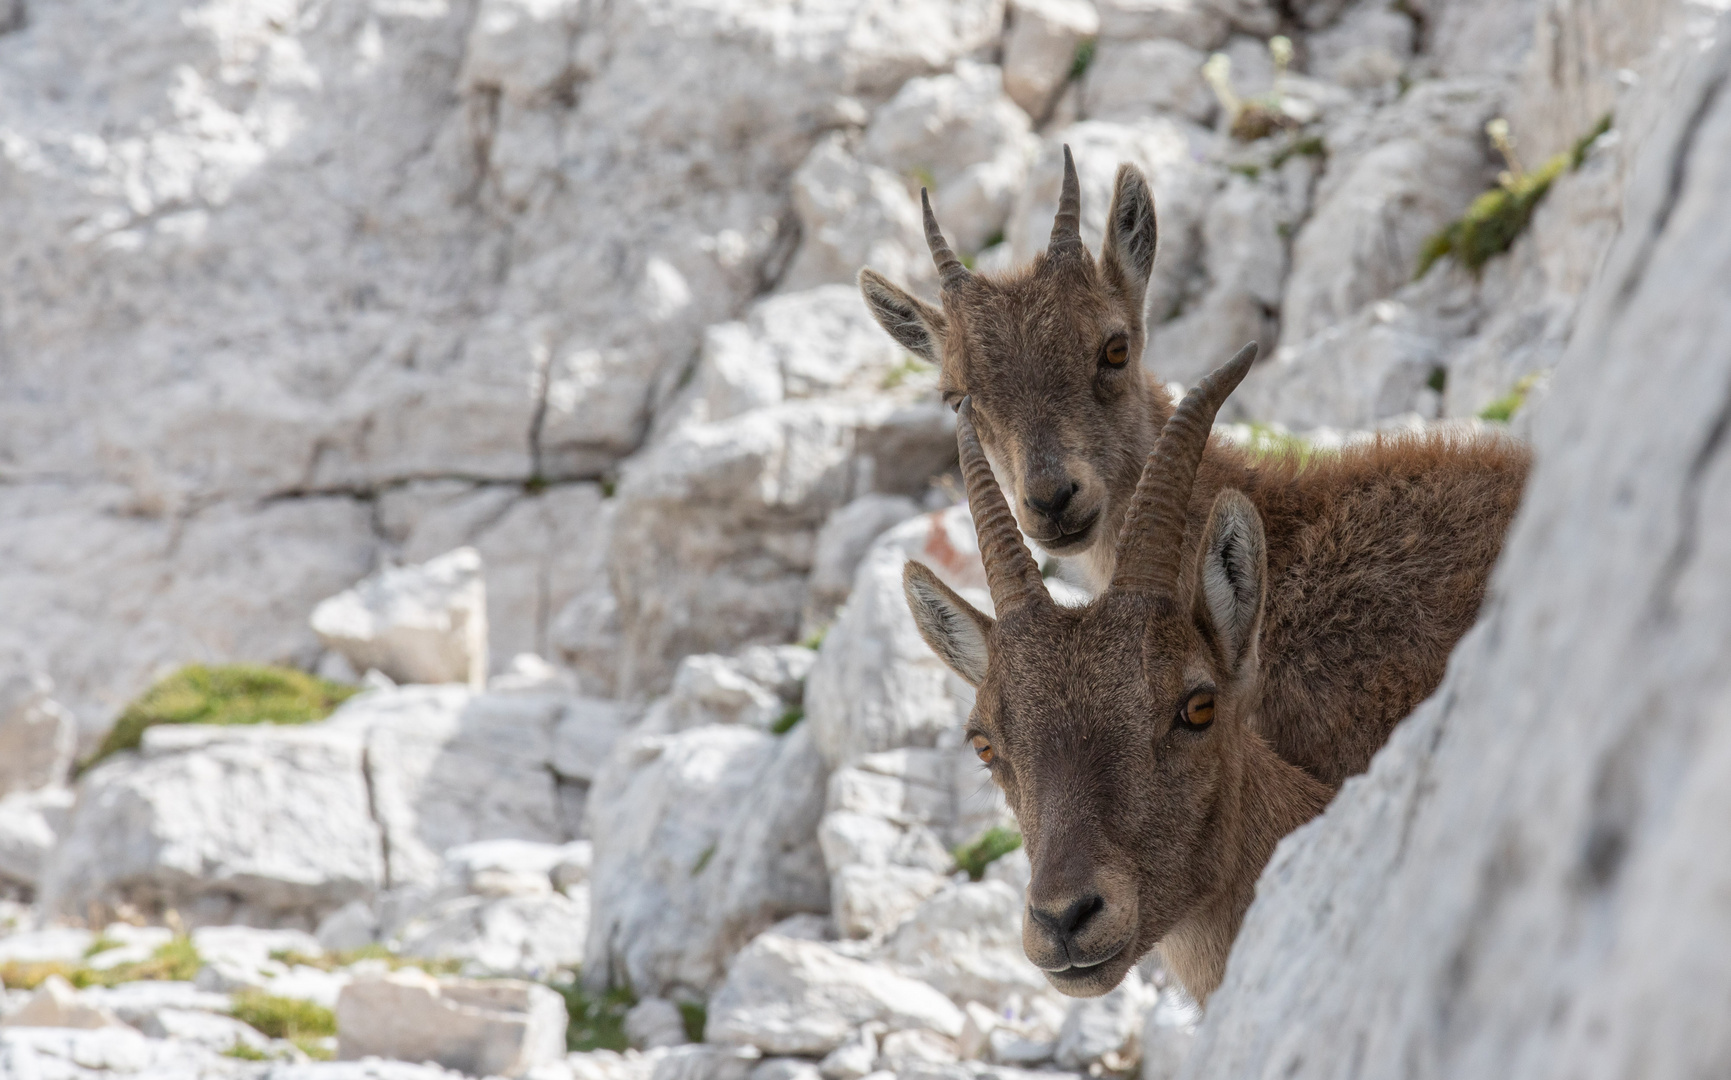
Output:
left=1196, top=488, right=1267, bottom=677
left=1100, top=162, right=1159, bottom=318
left=902, top=560, right=995, bottom=687
left=859, top=269, right=948, bottom=363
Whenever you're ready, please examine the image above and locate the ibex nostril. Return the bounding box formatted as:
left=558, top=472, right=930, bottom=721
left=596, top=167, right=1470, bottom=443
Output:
left=1025, top=482, right=1076, bottom=519
left=1032, top=894, right=1106, bottom=940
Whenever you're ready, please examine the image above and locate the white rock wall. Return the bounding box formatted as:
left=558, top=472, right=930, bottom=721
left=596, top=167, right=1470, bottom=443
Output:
left=1185, top=9, right=1731, bottom=1077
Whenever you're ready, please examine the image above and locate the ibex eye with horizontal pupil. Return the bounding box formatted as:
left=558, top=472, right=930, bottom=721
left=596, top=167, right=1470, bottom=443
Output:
left=1180, top=691, right=1215, bottom=730
left=1105, top=338, right=1130, bottom=367
left=970, top=735, right=994, bottom=764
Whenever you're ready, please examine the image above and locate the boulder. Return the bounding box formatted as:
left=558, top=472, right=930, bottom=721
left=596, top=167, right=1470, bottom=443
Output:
left=0, top=787, right=72, bottom=891
left=806, top=507, right=986, bottom=770
left=0, top=657, right=75, bottom=797
left=398, top=891, right=589, bottom=979
left=312, top=547, right=490, bottom=688
left=1136, top=989, right=1199, bottom=1080
left=326, top=685, right=564, bottom=887
left=337, top=970, right=567, bottom=1078
left=805, top=495, right=924, bottom=635
left=553, top=698, right=639, bottom=791
left=877, top=881, right=1048, bottom=1008
left=0, top=975, right=124, bottom=1030
left=40, top=724, right=383, bottom=927
left=1306, top=0, right=1417, bottom=91
left=669, top=287, right=907, bottom=430
left=1093, top=0, right=1229, bottom=50
left=1003, top=0, right=1101, bottom=121
left=1279, top=78, right=1499, bottom=347
left=651, top=1044, right=761, bottom=1080
left=707, top=934, right=966, bottom=1056
left=142, top=1006, right=276, bottom=1053
left=1082, top=39, right=1216, bottom=126
left=79, top=981, right=233, bottom=1032
left=1051, top=969, right=1156, bottom=1071
left=0, top=1026, right=242, bottom=1077
left=585, top=724, right=829, bottom=995
left=608, top=398, right=955, bottom=698
left=860, top=62, right=1040, bottom=253
left=782, top=134, right=931, bottom=294
left=625, top=997, right=692, bottom=1050
left=0, top=927, right=96, bottom=965
left=820, top=749, right=1012, bottom=939
left=1186, top=25, right=1731, bottom=1077
left=638, top=648, right=814, bottom=735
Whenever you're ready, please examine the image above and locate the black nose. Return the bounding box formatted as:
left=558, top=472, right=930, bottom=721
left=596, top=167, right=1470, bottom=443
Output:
left=1030, top=894, right=1105, bottom=942
left=1025, top=480, right=1080, bottom=520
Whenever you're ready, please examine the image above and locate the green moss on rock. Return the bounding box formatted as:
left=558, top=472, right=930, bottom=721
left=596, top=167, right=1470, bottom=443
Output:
left=88, top=663, right=358, bottom=769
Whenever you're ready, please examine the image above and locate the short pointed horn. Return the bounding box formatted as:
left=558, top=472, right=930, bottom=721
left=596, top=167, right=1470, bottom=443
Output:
left=957, top=398, right=1049, bottom=615
left=1111, top=342, right=1260, bottom=595
left=923, top=189, right=972, bottom=291
left=1048, top=145, right=1083, bottom=257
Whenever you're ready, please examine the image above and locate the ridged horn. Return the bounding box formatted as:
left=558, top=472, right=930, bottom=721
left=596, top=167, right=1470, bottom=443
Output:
left=1111, top=342, right=1260, bottom=595
left=957, top=398, right=1049, bottom=615
left=923, top=189, right=972, bottom=291
left=1048, top=145, right=1083, bottom=257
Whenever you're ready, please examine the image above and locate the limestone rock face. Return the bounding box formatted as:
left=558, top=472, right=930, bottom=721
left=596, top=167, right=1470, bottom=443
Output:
left=1187, top=22, right=1731, bottom=1078
left=0, top=657, right=76, bottom=797
left=1004, top=0, right=1101, bottom=121
left=39, top=724, right=384, bottom=927
left=1279, top=78, right=1499, bottom=348
left=707, top=934, right=966, bottom=1056
left=312, top=547, right=490, bottom=687
left=609, top=398, right=955, bottom=697
left=326, top=686, right=564, bottom=888
left=585, top=724, right=830, bottom=996
left=337, top=970, right=568, bottom=1078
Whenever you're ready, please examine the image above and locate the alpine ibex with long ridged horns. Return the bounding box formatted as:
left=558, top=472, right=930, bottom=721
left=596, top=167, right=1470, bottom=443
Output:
left=864, top=149, right=1528, bottom=788
left=900, top=346, right=1324, bottom=1005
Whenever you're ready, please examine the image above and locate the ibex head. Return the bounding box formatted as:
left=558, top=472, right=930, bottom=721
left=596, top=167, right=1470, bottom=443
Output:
left=860, top=147, right=1164, bottom=565
left=903, top=343, right=1269, bottom=1000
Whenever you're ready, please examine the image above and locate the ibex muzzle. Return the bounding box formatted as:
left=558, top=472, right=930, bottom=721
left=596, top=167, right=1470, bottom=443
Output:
left=861, top=146, right=1163, bottom=566
left=903, top=343, right=1331, bottom=1003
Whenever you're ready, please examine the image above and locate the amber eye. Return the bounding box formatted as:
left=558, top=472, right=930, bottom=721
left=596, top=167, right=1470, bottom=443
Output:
left=970, top=734, right=995, bottom=764
left=1104, top=338, right=1130, bottom=367
left=1179, top=692, right=1215, bottom=730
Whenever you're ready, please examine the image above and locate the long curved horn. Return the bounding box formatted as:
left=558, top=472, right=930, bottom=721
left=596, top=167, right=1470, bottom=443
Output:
left=1048, top=145, right=1083, bottom=257
left=923, top=189, right=972, bottom=291
left=957, top=398, right=1049, bottom=615
left=1111, top=342, right=1259, bottom=595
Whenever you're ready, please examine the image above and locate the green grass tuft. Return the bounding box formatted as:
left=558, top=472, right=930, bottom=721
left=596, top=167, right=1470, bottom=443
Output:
left=771, top=707, right=804, bottom=735
left=1417, top=116, right=1614, bottom=279
left=691, top=844, right=717, bottom=876
left=1477, top=372, right=1545, bottom=422
left=799, top=625, right=829, bottom=651
left=550, top=979, right=636, bottom=1053
left=83, top=936, right=122, bottom=959
left=222, top=1040, right=269, bottom=1061
left=1236, top=423, right=1323, bottom=470
left=3, top=938, right=203, bottom=991
left=229, top=991, right=337, bottom=1042
left=87, top=664, right=357, bottom=770
left=268, top=944, right=460, bottom=976
left=1068, top=38, right=1096, bottom=81
left=954, top=826, right=1023, bottom=882
left=1269, top=133, right=1326, bottom=169
left=678, top=1000, right=707, bottom=1044
left=1426, top=367, right=1447, bottom=394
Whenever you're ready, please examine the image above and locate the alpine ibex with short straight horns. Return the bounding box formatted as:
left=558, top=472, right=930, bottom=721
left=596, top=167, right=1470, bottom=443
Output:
left=864, top=150, right=1527, bottom=788
left=902, top=345, right=1326, bottom=1005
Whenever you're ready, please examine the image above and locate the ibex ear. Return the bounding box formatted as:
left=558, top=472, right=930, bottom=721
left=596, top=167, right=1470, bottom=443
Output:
left=1099, top=163, right=1158, bottom=320
left=859, top=269, right=947, bottom=363
left=903, top=560, right=994, bottom=687
left=1195, top=489, right=1266, bottom=678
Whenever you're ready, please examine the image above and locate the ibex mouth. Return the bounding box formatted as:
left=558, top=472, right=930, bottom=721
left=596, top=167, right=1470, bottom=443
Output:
left=1043, top=940, right=1133, bottom=995
left=1032, top=510, right=1100, bottom=553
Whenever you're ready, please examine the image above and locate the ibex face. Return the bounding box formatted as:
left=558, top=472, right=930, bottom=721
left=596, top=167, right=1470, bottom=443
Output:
left=905, top=345, right=1280, bottom=1000
left=860, top=148, right=1164, bottom=559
